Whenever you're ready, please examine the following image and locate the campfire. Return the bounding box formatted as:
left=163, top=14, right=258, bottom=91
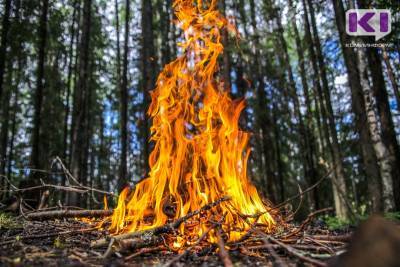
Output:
left=0, top=1, right=364, bottom=265
left=107, top=0, right=276, bottom=247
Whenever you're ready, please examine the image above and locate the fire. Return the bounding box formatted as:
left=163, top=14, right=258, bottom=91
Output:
left=109, top=0, right=275, bottom=245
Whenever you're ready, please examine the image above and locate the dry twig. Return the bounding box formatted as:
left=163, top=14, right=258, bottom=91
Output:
left=272, top=168, right=334, bottom=210
left=216, top=229, right=233, bottom=267
left=282, top=207, right=334, bottom=239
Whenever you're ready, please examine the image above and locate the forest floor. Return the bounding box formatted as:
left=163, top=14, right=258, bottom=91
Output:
left=0, top=214, right=354, bottom=267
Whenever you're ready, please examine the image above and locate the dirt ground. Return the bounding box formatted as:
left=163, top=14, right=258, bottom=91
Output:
left=0, top=217, right=353, bottom=267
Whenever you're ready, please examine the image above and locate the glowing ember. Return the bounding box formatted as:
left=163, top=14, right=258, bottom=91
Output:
left=109, top=0, right=275, bottom=245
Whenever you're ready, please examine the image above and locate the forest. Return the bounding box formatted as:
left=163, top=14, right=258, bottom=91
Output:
left=0, top=0, right=400, bottom=266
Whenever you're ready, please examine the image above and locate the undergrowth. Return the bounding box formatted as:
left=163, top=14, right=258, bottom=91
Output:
left=322, top=211, right=400, bottom=230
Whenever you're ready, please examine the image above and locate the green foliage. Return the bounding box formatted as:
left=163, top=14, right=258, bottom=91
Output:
left=323, top=212, right=400, bottom=230
left=54, top=237, right=64, bottom=248
left=0, top=212, right=21, bottom=229
left=384, top=212, right=400, bottom=222
left=322, top=215, right=351, bottom=231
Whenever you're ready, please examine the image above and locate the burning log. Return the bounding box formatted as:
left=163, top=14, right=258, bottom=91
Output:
left=91, top=196, right=231, bottom=248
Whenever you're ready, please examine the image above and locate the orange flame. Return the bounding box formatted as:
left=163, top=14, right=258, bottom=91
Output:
left=109, top=0, right=275, bottom=244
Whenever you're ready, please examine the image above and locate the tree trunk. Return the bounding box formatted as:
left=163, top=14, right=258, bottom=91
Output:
left=0, top=62, right=12, bottom=184
left=82, top=59, right=94, bottom=203
left=68, top=2, right=82, bottom=168
left=219, top=0, right=231, bottom=91
left=98, top=107, right=106, bottom=190
left=0, top=0, right=12, bottom=100
left=7, top=69, right=19, bottom=181
left=357, top=48, right=394, bottom=211
left=63, top=0, right=79, bottom=164
left=141, top=0, right=157, bottom=175
left=250, top=0, right=278, bottom=202
left=331, top=0, right=383, bottom=212
left=119, top=0, right=130, bottom=188
left=158, top=0, right=172, bottom=66
left=382, top=48, right=400, bottom=114
left=306, top=0, right=350, bottom=218
left=5, top=0, right=22, bottom=195
left=115, top=0, right=122, bottom=83
left=367, top=48, right=400, bottom=210
left=29, top=0, right=49, bottom=181
left=358, top=0, right=398, bottom=211
left=272, top=103, right=285, bottom=202
left=275, top=8, right=319, bottom=210
left=291, top=7, right=323, bottom=211
left=69, top=0, right=92, bottom=206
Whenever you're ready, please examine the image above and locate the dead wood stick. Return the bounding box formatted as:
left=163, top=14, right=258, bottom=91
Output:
left=125, top=246, right=165, bottom=260
left=0, top=227, right=97, bottom=246
left=282, top=207, right=334, bottom=239
left=292, top=244, right=335, bottom=254
left=0, top=183, right=87, bottom=194
left=304, top=237, right=335, bottom=254
left=55, top=157, right=114, bottom=196
left=216, top=229, right=234, bottom=267
left=102, top=238, right=116, bottom=259
left=26, top=209, right=113, bottom=220
left=309, top=234, right=352, bottom=242
left=269, top=237, right=327, bottom=267
left=91, top=196, right=231, bottom=248
left=38, top=190, right=50, bottom=210
left=272, top=168, right=334, bottom=210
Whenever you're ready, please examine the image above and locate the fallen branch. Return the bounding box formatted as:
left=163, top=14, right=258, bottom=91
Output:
left=91, top=196, right=231, bottom=248
left=269, top=237, right=327, bottom=267
left=309, top=234, right=352, bottom=242
left=26, top=209, right=113, bottom=220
